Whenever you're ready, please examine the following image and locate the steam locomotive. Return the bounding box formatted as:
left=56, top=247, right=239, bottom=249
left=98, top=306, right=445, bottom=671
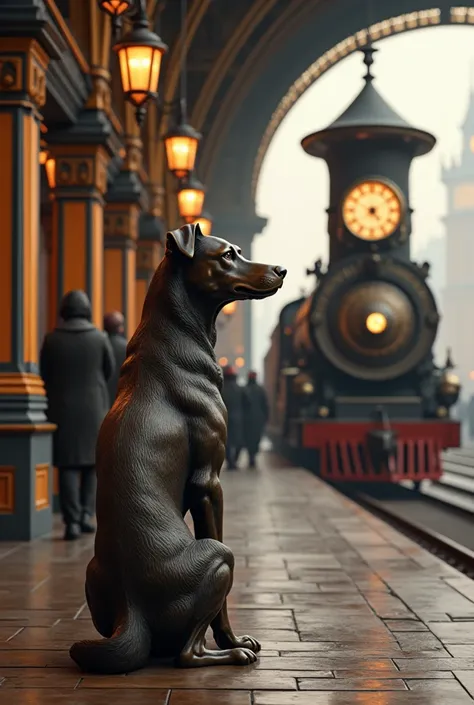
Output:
left=264, top=46, right=461, bottom=484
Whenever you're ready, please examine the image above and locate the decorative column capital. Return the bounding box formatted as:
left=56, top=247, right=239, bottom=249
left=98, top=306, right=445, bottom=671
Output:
left=106, top=169, right=143, bottom=207
left=48, top=144, right=110, bottom=200
left=104, top=203, right=140, bottom=249
left=48, top=108, right=122, bottom=163
left=0, top=38, right=49, bottom=111
left=136, top=239, right=163, bottom=279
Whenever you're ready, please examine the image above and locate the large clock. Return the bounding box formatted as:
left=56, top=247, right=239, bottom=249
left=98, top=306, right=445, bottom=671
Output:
left=342, top=179, right=403, bottom=241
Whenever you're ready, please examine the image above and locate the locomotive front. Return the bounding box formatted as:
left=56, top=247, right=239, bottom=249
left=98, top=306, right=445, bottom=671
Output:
left=270, top=45, right=461, bottom=483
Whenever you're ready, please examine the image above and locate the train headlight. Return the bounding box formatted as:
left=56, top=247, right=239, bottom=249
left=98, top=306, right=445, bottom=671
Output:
left=302, top=382, right=314, bottom=394
left=365, top=312, right=387, bottom=335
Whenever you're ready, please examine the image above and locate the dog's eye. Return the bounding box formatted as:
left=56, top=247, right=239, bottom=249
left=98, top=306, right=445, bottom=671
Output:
left=222, top=251, right=233, bottom=261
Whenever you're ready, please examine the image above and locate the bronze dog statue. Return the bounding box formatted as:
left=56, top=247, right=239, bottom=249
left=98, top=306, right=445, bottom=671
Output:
left=70, top=223, right=286, bottom=674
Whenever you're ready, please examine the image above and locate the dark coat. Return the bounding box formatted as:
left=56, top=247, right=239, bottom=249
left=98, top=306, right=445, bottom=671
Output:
left=40, top=296, right=115, bottom=468
left=221, top=377, right=245, bottom=449
left=243, top=381, right=269, bottom=454
left=107, top=333, right=128, bottom=406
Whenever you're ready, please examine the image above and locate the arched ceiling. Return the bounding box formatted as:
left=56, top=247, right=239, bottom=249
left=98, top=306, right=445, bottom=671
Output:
left=155, top=0, right=474, bottom=232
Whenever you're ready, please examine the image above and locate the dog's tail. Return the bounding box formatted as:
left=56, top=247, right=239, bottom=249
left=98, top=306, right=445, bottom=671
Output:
left=69, top=606, right=151, bottom=674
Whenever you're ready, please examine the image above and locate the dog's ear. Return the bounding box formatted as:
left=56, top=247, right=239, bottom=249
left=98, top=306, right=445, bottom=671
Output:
left=166, top=224, right=196, bottom=259
left=194, top=222, right=204, bottom=238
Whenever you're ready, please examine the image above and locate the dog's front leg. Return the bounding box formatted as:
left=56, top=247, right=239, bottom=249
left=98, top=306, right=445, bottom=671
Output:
left=187, top=469, right=223, bottom=541
left=188, top=471, right=260, bottom=655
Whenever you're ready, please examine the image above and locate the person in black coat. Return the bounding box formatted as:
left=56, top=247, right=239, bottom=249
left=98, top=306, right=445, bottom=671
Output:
left=40, top=290, right=115, bottom=541
left=104, top=311, right=128, bottom=406
left=243, top=370, right=269, bottom=468
left=221, top=365, right=245, bottom=470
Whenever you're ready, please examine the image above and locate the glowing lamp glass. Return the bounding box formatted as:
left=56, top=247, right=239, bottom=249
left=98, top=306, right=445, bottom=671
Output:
left=218, top=356, right=228, bottom=366
left=165, top=134, right=199, bottom=178
left=193, top=215, right=212, bottom=236
left=222, top=301, right=237, bottom=316
left=39, top=149, right=48, bottom=165
left=99, top=0, right=132, bottom=15
left=45, top=157, right=56, bottom=189
left=235, top=357, right=245, bottom=368
left=366, top=312, right=387, bottom=335
left=117, top=45, right=163, bottom=106
left=177, top=182, right=205, bottom=220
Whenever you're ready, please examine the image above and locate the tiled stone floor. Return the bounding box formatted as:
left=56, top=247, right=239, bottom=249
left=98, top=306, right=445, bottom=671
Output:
left=1, top=453, right=474, bottom=703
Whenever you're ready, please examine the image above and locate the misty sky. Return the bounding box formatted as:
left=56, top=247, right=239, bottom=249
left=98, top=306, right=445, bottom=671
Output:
left=252, top=25, right=474, bottom=375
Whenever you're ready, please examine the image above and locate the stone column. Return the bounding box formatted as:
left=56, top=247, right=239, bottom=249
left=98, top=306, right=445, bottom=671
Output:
left=134, top=184, right=165, bottom=327
left=136, top=212, right=164, bottom=327
left=47, top=112, right=118, bottom=330
left=48, top=142, right=109, bottom=329
left=104, top=172, right=142, bottom=339
left=213, top=214, right=267, bottom=375
left=0, top=37, right=55, bottom=539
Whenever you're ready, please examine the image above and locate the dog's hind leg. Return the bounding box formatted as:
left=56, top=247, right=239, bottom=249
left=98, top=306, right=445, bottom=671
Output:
left=176, top=540, right=257, bottom=668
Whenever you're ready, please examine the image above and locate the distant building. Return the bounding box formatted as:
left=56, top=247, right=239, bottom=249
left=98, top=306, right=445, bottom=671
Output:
left=441, top=86, right=474, bottom=397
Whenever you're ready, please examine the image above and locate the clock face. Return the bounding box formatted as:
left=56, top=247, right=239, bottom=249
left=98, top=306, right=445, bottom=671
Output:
left=342, top=180, right=403, bottom=241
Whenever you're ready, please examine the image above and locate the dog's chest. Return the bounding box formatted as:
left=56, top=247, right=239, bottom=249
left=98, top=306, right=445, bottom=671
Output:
left=188, top=384, right=227, bottom=450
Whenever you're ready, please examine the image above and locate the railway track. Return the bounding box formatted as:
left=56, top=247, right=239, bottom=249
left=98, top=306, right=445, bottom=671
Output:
left=271, top=438, right=474, bottom=576
left=342, top=477, right=474, bottom=579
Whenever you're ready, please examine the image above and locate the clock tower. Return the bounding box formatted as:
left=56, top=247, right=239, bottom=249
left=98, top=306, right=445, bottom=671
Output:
left=442, top=86, right=474, bottom=394
left=302, top=45, right=435, bottom=265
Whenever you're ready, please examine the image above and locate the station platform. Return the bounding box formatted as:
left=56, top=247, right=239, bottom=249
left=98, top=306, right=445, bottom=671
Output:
left=1, top=454, right=474, bottom=704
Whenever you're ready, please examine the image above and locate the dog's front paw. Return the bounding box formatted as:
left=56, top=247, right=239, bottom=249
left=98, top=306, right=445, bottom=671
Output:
left=215, top=631, right=261, bottom=653
left=231, top=647, right=258, bottom=665
left=235, top=635, right=261, bottom=653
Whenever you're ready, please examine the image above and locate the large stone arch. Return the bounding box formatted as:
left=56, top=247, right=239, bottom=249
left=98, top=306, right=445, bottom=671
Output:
left=200, top=0, right=469, bottom=233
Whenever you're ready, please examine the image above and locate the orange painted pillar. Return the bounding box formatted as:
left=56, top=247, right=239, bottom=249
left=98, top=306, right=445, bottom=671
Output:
left=48, top=144, right=109, bottom=330
left=104, top=203, right=140, bottom=339
left=0, top=37, right=55, bottom=540
left=136, top=213, right=164, bottom=327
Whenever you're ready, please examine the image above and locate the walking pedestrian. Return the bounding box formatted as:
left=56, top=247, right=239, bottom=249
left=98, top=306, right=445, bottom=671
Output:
left=221, top=365, right=245, bottom=470
left=40, top=290, right=115, bottom=540
left=243, top=370, right=269, bottom=468
left=104, top=311, right=127, bottom=406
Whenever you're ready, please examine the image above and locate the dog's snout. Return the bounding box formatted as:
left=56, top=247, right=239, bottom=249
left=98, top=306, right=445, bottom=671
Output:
left=274, top=266, right=287, bottom=279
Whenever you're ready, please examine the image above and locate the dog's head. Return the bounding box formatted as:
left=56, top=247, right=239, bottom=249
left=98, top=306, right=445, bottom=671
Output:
left=165, top=223, right=286, bottom=305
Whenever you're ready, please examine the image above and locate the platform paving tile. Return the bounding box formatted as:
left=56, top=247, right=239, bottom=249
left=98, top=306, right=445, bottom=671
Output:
left=254, top=696, right=473, bottom=705
left=455, top=671, right=474, bottom=698
left=1, top=453, right=474, bottom=702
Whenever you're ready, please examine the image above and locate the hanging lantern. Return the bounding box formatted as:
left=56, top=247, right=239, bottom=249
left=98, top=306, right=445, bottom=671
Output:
left=45, top=158, right=56, bottom=190
left=114, top=2, right=168, bottom=126
left=164, top=101, right=201, bottom=178
left=97, top=0, right=133, bottom=36
left=98, top=0, right=132, bottom=16
left=39, top=141, right=56, bottom=189
left=177, top=174, right=205, bottom=221
left=193, top=210, right=213, bottom=236
left=222, top=301, right=237, bottom=316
